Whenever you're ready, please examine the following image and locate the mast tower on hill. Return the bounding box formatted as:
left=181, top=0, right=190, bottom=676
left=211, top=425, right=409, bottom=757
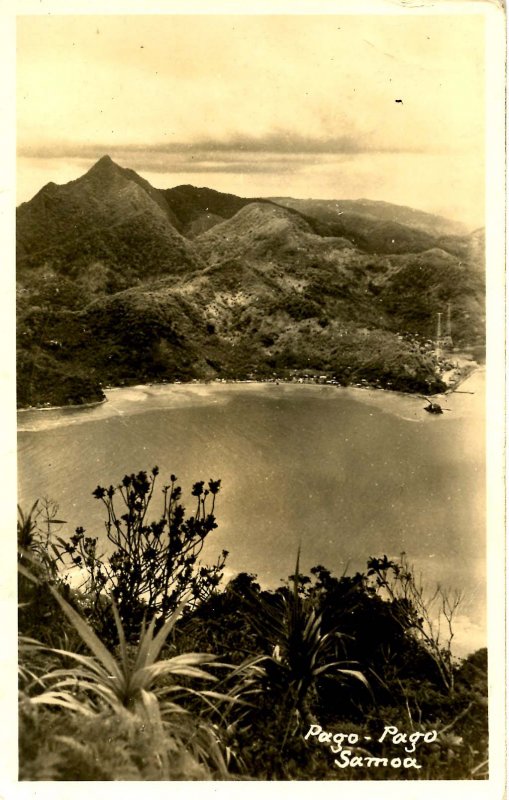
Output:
left=435, top=303, right=453, bottom=356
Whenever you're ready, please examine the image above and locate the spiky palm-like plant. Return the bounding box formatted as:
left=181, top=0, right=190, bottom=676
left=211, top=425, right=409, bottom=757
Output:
left=243, top=551, right=369, bottom=739
left=21, top=586, right=243, bottom=777
left=28, top=586, right=228, bottom=718
left=18, top=500, right=66, bottom=584
left=19, top=548, right=264, bottom=779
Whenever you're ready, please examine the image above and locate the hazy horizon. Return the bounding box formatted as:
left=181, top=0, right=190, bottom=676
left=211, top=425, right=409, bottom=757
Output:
left=17, top=14, right=485, bottom=228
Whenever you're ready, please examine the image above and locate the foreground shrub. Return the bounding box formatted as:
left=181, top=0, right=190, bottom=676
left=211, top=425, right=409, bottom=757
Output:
left=18, top=474, right=488, bottom=781
left=178, top=560, right=488, bottom=780
left=54, top=467, right=227, bottom=639
left=19, top=704, right=225, bottom=780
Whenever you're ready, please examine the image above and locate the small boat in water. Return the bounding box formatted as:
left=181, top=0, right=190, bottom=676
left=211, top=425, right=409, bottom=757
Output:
left=421, top=397, right=451, bottom=415
left=424, top=401, right=444, bottom=415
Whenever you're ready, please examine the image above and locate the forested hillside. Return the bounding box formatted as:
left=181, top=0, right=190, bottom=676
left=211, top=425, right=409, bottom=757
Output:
left=16, top=157, right=485, bottom=407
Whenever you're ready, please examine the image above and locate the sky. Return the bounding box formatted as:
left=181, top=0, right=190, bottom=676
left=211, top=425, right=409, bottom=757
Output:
left=17, top=13, right=485, bottom=227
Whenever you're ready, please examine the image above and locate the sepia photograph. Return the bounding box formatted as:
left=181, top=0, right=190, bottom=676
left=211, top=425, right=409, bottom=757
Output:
left=7, top=0, right=505, bottom=790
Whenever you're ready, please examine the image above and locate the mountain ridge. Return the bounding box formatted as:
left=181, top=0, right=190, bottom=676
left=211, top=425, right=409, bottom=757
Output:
left=16, top=155, right=203, bottom=283
left=270, top=196, right=471, bottom=238
left=16, top=156, right=485, bottom=408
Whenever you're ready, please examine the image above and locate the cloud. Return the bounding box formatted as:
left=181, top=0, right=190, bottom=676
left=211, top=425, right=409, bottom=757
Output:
left=127, top=159, right=292, bottom=175
left=18, top=130, right=433, bottom=164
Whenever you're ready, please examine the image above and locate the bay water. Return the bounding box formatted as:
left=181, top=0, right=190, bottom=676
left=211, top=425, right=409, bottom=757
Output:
left=17, top=371, right=485, bottom=656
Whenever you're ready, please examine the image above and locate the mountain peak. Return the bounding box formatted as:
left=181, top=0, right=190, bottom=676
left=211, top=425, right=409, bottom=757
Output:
left=78, top=154, right=136, bottom=192
left=84, top=154, right=124, bottom=179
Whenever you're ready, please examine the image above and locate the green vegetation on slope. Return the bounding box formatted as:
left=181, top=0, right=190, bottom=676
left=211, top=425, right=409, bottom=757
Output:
left=18, top=469, right=488, bottom=780
left=16, top=157, right=485, bottom=407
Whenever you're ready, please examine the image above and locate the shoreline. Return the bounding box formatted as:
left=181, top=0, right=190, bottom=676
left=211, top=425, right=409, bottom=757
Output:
left=16, top=361, right=479, bottom=416
left=17, top=396, right=108, bottom=414
left=444, top=363, right=479, bottom=394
